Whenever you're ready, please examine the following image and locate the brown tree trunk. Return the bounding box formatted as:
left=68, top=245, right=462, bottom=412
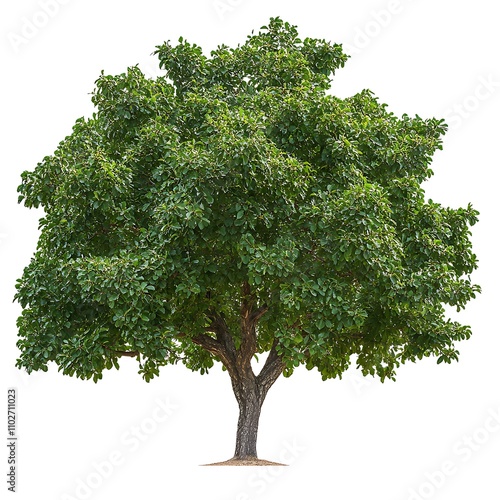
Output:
left=230, top=336, right=285, bottom=460
left=232, top=374, right=263, bottom=459
left=192, top=282, right=285, bottom=461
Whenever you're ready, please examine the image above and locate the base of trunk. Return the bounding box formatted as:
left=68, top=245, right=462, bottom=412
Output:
left=201, top=457, right=288, bottom=466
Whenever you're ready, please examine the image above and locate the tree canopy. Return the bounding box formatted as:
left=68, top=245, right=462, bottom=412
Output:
left=15, top=17, right=479, bottom=387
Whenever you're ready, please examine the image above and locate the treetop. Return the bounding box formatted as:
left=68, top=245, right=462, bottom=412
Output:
left=15, top=17, right=479, bottom=383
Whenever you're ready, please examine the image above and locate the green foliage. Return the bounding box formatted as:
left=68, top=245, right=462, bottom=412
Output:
left=15, top=17, right=479, bottom=383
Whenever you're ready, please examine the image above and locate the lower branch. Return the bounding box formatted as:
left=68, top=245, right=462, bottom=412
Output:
left=256, top=339, right=285, bottom=400
left=192, top=333, right=238, bottom=379
left=116, top=350, right=139, bottom=358
left=98, top=342, right=139, bottom=358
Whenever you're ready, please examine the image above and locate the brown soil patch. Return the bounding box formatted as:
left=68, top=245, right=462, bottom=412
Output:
left=201, top=458, right=288, bottom=466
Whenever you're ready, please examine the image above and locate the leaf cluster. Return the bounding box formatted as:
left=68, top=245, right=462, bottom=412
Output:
left=15, top=18, right=479, bottom=383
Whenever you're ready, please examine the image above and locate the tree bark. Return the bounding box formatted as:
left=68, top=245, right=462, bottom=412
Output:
left=230, top=338, right=285, bottom=460
left=232, top=373, right=263, bottom=459
left=193, top=282, right=285, bottom=460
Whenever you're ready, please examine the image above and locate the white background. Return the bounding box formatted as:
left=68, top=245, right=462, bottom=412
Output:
left=1, top=1, right=499, bottom=499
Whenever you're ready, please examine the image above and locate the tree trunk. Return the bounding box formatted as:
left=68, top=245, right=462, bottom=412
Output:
left=232, top=375, right=263, bottom=460
left=191, top=283, right=285, bottom=462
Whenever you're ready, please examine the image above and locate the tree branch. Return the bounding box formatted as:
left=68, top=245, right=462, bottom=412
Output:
left=239, top=281, right=258, bottom=368
left=250, top=304, right=269, bottom=323
left=116, top=350, right=140, bottom=357
left=98, top=343, right=139, bottom=358
left=192, top=332, right=238, bottom=379
left=256, top=339, right=285, bottom=401
left=191, top=333, right=224, bottom=357
left=207, top=311, right=237, bottom=361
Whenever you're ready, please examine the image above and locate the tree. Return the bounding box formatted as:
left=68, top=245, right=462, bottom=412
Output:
left=15, top=18, right=480, bottom=463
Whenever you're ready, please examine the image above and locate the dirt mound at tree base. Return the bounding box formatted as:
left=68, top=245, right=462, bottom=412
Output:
left=202, top=458, right=287, bottom=466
